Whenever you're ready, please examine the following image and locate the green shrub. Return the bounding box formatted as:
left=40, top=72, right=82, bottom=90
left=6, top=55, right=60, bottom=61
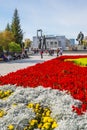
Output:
left=8, top=42, right=22, bottom=53
left=0, top=45, right=3, bottom=53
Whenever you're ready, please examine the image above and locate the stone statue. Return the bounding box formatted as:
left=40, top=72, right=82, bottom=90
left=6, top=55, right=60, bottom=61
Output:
left=76, top=32, right=84, bottom=45
left=38, top=37, right=42, bottom=49
left=42, top=35, right=46, bottom=49
left=37, top=30, right=46, bottom=50
left=38, top=35, right=46, bottom=50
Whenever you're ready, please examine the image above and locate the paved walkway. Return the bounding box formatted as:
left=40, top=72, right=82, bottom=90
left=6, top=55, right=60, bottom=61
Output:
left=0, top=55, right=56, bottom=76
left=0, top=53, right=87, bottom=76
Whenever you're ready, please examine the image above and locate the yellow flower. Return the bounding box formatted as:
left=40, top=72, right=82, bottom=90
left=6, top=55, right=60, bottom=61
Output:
left=8, top=124, right=14, bottom=130
left=27, top=103, right=34, bottom=108
left=38, top=123, right=42, bottom=129
left=36, top=112, right=40, bottom=116
left=6, top=90, right=10, bottom=95
left=29, top=119, right=38, bottom=126
left=0, top=89, right=13, bottom=99
left=35, top=103, right=40, bottom=109
left=0, top=112, right=3, bottom=117
left=48, top=117, right=53, bottom=123
left=4, top=91, right=8, bottom=96
left=25, top=102, right=58, bottom=130
left=42, top=122, right=50, bottom=129
left=34, top=108, right=39, bottom=113
left=42, top=112, right=45, bottom=116
left=44, top=108, right=51, bottom=112
left=0, top=90, right=3, bottom=95
left=0, top=93, right=4, bottom=98
left=0, top=110, right=4, bottom=117
left=45, top=111, right=51, bottom=116
left=42, top=117, right=49, bottom=122
left=52, top=121, right=58, bottom=128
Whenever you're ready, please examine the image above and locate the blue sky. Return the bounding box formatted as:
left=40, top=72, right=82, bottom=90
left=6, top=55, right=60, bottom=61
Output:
left=0, top=0, right=87, bottom=41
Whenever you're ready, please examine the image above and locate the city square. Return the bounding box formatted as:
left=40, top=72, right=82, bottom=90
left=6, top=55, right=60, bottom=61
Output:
left=1, top=0, right=87, bottom=130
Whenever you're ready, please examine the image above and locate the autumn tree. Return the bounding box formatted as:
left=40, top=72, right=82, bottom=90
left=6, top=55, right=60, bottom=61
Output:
left=11, top=8, right=23, bottom=46
left=24, top=39, right=32, bottom=49
left=0, top=30, right=14, bottom=51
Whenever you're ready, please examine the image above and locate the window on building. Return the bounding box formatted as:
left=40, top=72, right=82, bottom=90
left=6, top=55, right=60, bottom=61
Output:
left=54, top=42, right=57, bottom=47
left=50, top=42, right=53, bottom=48
left=58, top=41, right=61, bottom=47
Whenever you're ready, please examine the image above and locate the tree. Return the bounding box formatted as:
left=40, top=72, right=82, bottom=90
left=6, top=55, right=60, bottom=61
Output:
left=0, top=30, right=15, bottom=51
left=11, top=8, right=23, bottom=45
left=0, top=45, right=3, bottom=53
left=5, top=23, right=11, bottom=31
left=8, top=42, right=22, bottom=52
left=24, top=38, right=32, bottom=49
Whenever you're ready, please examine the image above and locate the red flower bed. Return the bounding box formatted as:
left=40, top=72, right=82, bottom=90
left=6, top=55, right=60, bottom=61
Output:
left=0, top=55, right=87, bottom=115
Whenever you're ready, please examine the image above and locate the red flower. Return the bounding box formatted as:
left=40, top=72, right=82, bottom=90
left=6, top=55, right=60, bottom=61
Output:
left=0, top=55, right=87, bottom=115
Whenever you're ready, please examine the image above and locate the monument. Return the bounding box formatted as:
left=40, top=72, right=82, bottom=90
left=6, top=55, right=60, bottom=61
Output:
left=37, top=29, right=46, bottom=50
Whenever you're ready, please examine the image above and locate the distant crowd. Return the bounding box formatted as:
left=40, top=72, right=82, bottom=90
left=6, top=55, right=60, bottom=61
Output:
left=0, top=50, right=28, bottom=62
left=0, top=48, right=63, bottom=62
left=32, top=48, right=63, bottom=59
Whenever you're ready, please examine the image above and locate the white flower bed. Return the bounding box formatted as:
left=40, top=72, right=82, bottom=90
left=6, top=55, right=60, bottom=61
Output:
left=0, top=85, right=87, bottom=130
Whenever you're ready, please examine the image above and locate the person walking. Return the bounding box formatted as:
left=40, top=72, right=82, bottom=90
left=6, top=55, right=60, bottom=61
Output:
left=40, top=49, right=43, bottom=58
left=59, top=48, right=63, bottom=55
left=56, top=48, right=60, bottom=56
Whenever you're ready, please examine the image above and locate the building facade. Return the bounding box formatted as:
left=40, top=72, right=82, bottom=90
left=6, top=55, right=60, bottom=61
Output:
left=33, top=35, right=67, bottom=50
left=69, top=39, right=75, bottom=45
